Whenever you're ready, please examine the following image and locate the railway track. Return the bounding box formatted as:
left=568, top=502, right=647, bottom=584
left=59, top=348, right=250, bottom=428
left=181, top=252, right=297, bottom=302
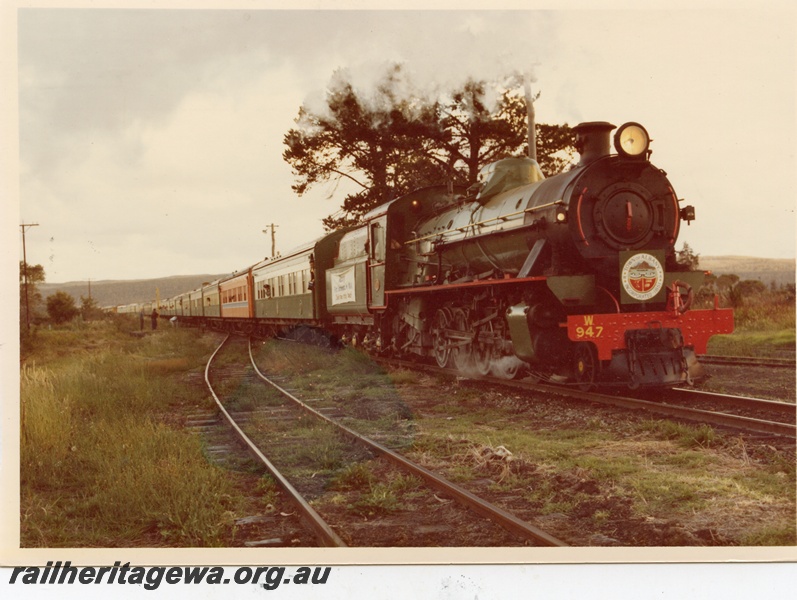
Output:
left=205, top=336, right=346, bottom=547
left=660, top=388, right=795, bottom=423
left=379, top=358, right=796, bottom=440
left=698, top=355, right=796, bottom=369
left=204, top=334, right=568, bottom=547
left=584, top=387, right=795, bottom=440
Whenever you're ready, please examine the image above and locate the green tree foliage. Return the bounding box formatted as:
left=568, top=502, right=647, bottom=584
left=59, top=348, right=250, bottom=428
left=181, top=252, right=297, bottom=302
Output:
left=698, top=273, right=740, bottom=305
left=695, top=272, right=787, bottom=309
left=20, top=261, right=45, bottom=326
left=435, top=81, right=575, bottom=182
left=80, top=295, right=105, bottom=321
left=284, top=66, right=448, bottom=230
left=434, top=80, right=528, bottom=186
left=19, top=261, right=45, bottom=285
left=535, top=123, right=577, bottom=176
left=46, top=291, right=80, bottom=325
left=284, top=66, right=575, bottom=230
left=676, top=242, right=700, bottom=271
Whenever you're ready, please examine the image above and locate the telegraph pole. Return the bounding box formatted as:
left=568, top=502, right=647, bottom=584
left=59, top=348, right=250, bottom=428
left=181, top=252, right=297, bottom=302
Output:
left=262, top=223, right=279, bottom=258
left=20, top=222, right=39, bottom=332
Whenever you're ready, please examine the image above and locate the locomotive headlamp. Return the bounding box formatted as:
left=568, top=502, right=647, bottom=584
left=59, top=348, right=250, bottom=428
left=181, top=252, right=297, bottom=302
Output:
left=555, top=205, right=568, bottom=223
left=614, top=122, right=650, bottom=158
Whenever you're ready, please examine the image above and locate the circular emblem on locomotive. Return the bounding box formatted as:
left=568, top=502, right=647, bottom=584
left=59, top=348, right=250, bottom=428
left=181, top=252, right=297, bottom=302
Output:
left=621, top=253, right=664, bottom=301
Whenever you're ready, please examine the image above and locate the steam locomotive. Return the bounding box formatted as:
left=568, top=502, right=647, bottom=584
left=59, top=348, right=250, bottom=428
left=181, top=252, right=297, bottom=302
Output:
left=122, top=120, right=734, bottom=388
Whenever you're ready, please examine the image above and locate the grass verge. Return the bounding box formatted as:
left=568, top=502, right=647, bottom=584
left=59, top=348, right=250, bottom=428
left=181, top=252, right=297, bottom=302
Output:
left=20, top=321, right=247, bottom=547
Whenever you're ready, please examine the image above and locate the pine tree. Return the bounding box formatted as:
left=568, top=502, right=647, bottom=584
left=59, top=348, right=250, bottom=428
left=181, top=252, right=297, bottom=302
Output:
left=283, top=67, right=575, bottom=230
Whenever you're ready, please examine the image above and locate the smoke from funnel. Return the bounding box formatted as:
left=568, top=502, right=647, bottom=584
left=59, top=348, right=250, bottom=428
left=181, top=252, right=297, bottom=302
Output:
left=299, top=13, right=552, bottom=118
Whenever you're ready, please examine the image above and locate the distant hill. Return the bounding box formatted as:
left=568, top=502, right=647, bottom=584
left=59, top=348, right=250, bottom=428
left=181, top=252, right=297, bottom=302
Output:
left=699, top=256, right=795, bottom=287
left=38, top=274, right=228, bottom=308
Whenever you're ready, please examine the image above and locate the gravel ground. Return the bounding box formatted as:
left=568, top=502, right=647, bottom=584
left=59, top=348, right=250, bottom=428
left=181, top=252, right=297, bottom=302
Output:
left=691, top=364, right=795, bottom=403
left=235, top=342, right=796, bottom=547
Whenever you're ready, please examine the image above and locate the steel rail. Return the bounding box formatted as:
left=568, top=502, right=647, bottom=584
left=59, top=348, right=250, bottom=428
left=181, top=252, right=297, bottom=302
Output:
left=247, top=339, right=568, bottom=548
left=491, top=380, right=796, bottom=439
left=698, top=355, right=796, bottom=369
left=571, top=388, right=796, bottom=439
left=381, top=358, right=796, bottom=439
left=204, top=335, right=346, bottom=548
left=666, top=388, right=796, bottom=419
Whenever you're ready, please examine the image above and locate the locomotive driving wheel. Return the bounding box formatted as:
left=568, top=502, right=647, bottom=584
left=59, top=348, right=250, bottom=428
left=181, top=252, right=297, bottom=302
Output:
left=450, top=308, right=472, bottom=371
left=573, top=342, right=599, bottom=391
left=431, top=308, right=452, bottom=368
left=472, top=321, right=493, bottom=376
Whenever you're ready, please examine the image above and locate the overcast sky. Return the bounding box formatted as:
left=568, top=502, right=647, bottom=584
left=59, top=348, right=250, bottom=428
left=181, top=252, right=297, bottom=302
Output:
left=8, top=4, right=796, bottom=284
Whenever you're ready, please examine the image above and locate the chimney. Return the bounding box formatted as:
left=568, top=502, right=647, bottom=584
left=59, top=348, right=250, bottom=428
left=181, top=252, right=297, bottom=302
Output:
left=573, top=121, right=615, bottom=166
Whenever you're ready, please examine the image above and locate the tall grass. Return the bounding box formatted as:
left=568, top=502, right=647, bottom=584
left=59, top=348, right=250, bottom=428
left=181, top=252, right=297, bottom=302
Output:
left=702, top=289, right=795, bottom=356
left=20, top=324, right=243, bottom=547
